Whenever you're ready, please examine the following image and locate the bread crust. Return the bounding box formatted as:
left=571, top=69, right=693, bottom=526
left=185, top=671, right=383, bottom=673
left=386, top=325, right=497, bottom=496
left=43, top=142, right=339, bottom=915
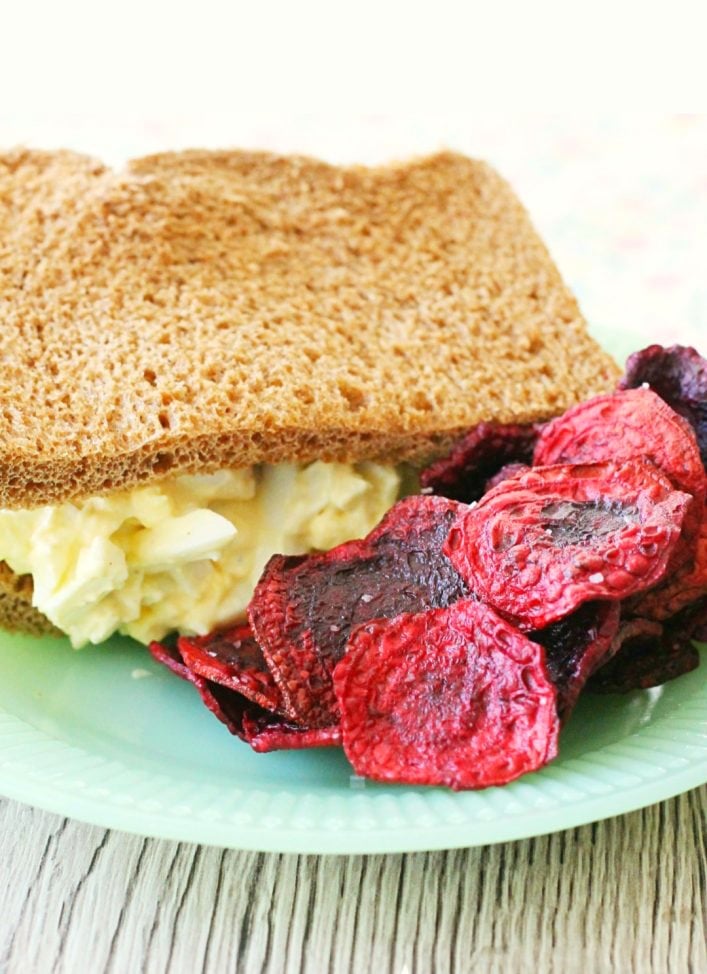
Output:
left=0, top=148, right=618, bottom=510
left=0, top=562, right=59, bottom=636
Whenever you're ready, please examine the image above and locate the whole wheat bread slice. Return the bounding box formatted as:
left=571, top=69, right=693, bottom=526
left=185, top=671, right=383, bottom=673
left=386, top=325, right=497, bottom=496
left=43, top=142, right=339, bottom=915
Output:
left=0, top=147, right=619, bottom=635
left=0, top=148, right=617, bottom=509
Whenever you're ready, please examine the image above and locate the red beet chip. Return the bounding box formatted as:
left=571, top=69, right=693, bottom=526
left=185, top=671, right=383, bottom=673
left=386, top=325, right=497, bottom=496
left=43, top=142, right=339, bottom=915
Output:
left=587, top=606, right=702, bottom=694
left=148, top=638, right=191, bottom=682
left=200, top=684, right=341, bottom=752
left=185, top=680, right=341, bottom=753
left=177, top=624, right=283, bottom=713
left=149, top=639, right=258, bottom=738
left=534, top=388, right=705, bottom=575
left=619, top=344, right=707, bottom=469
left=333, top=600, right=559, bottom=790
left=249, top=495, right=469, bottom=728
left=444, top=459, right=691, bottom=629
left=149, top=640, right=340, bottom=752
left=484, top=462, right=531, bottom=494
left=533, top=388, right=706, bottom=512
left=630, top=515, right=707, bottom=621
left=530, top=601, right=620, bottom=719
left=243, top=715, right=342, bottom=753
left=420, top=422, right=540, bottom=503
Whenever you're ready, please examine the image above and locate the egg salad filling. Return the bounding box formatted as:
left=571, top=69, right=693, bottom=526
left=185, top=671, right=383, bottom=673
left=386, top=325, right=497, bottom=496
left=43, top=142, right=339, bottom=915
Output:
left=0, top=462, right=408, bottom=648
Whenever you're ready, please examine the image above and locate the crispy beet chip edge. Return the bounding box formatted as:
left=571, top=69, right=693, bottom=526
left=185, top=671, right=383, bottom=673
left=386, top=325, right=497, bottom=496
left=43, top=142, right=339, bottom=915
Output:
left=149, top=639, right=255, bottom=739
left=177, top=624, right=284, bottom=714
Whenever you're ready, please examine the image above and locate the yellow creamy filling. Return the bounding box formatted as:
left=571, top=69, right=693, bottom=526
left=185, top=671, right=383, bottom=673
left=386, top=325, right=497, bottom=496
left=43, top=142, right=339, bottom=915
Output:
left=0, top=461, right=407, bottom=648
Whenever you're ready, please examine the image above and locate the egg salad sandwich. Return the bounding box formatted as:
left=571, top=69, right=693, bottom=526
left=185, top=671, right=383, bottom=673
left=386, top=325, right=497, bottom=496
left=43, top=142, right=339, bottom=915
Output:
left=0, top=148, right=618, bottom=648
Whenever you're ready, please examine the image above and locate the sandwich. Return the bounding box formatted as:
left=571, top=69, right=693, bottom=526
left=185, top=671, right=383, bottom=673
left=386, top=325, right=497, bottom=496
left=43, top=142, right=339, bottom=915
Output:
left=0, top=148, right=619, bottom=649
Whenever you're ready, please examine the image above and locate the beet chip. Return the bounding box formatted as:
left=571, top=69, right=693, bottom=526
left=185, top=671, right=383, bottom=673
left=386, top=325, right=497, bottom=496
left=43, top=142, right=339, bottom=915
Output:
left=533, top=388, right=705, bottom=571
left=200, top=685, right=341, bottom=753
left=420, top=422, right=539, bottom=503
left=692, top=600, right=707, bottom=643
left=243, top=715, right=342, bottom=754
left=530, top=601, right=620, bottom=719
left=148, top=640, right=340, bottom=752
left=619, top=344, right=707, bottom=469
left=630, top=515, right=707, bottom=621
left=679, top=598, right=707, bottom=646
left=445, top=459, right=690, bottom=629
left=177, top=624, right=283, bottom=713
left=333, top=600, right=559, bottom=790
left=148, top=638, right=193, bottom=683
left=484, top=462, right=531, bottom=494
left=249, top=495, right=469, bottom=728
left=587, top=606, right=702, bottom=694
left=149, top=639, right=258, bottom=739
left=533, top=388, right=706, bottom=507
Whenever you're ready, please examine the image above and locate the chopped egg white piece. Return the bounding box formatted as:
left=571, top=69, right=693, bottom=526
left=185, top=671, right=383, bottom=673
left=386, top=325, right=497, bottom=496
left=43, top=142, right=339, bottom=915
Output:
left=0, top=462, right=404, bottom=648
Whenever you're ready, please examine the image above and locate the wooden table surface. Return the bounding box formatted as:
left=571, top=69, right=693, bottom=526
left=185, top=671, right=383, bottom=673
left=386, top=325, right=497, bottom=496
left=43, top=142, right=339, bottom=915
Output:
left=1, top=788, right=705, bottom=973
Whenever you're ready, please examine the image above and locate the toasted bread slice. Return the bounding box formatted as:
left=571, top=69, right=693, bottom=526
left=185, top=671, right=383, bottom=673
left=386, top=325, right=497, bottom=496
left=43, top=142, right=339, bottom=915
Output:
left=0, top=148, right=617, bottom=512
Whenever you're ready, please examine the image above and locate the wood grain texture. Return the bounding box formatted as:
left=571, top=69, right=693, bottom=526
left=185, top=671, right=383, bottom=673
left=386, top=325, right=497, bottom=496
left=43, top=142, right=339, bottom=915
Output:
left=0, top=789, right=705, bottom=974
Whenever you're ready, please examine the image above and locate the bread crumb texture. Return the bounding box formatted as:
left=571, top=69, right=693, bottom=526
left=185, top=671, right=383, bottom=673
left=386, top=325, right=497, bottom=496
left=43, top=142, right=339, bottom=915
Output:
left=0, top=148, right=619, bottom=509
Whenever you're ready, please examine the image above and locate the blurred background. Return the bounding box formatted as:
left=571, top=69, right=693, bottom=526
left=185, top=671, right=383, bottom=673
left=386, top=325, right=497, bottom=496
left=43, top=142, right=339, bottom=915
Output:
left=3, top=113, right=704, bottom=354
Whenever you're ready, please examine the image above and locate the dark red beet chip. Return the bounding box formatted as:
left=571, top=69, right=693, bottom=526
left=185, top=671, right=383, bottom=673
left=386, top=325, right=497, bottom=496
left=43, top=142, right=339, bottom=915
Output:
left=534, top=388, right=706, bottom=502
left=249, top=495, right=469, bottom=728
left=672, top=597, right=707, bottom=643
left=333, top=600, right=559, bottom=790
left=691, top=598, right=707, bottom=643
left=692, top=626, right=707, bottom=646
left=587, top=605, right=703, bottom=693
left=530, top=601, right=620, bottom=719
left=484, top=462, right=531, bottom=494
left=445, top=459, right=691, bottom=629
left=149, top=641, right=339, bottom=752
left=619, top=344, right=707, bottom=469
left=177, top=624, right=283, bottom=713
left=420, top=422, right=540, bottom=503
left=610, top=617, right=665, bottom=654
left=188, top=681, right=341, bottom=752
left=148, top=638, right=191, bottom=681
left=243, top=715, right=342, bottom=753
left=149, top=639, right=257, bottom=738
left=201, top=685, right=342, bottom=752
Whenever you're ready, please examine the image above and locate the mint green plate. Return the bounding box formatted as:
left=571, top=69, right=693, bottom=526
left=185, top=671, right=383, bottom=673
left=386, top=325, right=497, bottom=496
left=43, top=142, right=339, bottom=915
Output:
left=0, top=327, right=706, bottom=853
